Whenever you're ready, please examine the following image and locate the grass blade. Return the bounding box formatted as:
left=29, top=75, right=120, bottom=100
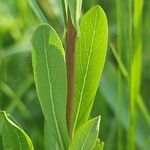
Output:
left=111, top=44, right=150, bottom=128
left=128, top=0, right=144, bottom=149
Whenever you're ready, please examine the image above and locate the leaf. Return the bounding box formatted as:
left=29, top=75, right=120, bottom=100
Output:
left=69, top=116, right=100, bottom=150
left=94, top=139, right=104, bottom=150
left=32, top=24, right=69, bottom=149
left=68, top=0, right=82, bottom=29
left=72, top=5, right=108, bottom=133
left=0, top=111, right=34, bottom=150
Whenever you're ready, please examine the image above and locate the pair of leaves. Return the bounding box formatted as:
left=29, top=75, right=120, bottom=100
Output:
left=0, top=111, right=34, bottom=150
left=44, top=116, right=102, bottom=150
left=32, top=5, right=108, bottom=149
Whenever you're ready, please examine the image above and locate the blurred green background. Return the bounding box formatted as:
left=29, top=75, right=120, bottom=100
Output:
left=0, top=0, right=150, bottom=149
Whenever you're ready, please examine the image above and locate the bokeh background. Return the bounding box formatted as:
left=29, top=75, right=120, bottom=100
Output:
left=0, top=0, right=150, bottom=149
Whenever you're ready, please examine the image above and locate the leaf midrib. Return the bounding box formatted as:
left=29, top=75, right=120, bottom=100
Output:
left=43, top=30, right=64, bottom=149
left=73, top=9, right=99, bottom=133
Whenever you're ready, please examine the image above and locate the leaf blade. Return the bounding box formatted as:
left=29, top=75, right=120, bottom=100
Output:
left=70, top=116, right=100, bottom=150
left=0, top=111, right=34, bottom=150
left=32, top=24, right=68, bottom=149
left=72, top=5, right=108, bottom=132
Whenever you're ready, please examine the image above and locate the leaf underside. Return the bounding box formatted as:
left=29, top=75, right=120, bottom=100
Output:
left=32, top=24, right=69, bottom=149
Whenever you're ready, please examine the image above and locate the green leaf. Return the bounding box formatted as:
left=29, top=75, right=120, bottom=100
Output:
left=72, top=5, right=108, bottom=132
left=70, top=117, right=100, bottom=150
left=94, top=139, right=104, bottom=150
left=0, top=111, right=34, bottom=150
left=68, top=0, right=82, bottom=29
left=32, top=24, right=69, bottom=149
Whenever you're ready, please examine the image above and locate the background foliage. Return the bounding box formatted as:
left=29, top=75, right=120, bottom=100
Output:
left=0, top=0, right=150, bottom=149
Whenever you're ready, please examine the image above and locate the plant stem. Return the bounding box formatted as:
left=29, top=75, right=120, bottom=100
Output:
left=66, top=12, right=76, bottom=137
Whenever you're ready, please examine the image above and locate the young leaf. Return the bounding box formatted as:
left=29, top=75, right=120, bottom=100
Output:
left=72, top=6, right=108, bottom=133
left=69, top=116, right=100, bottom=149
left=0, top=111, right=34, bottom=150
left=68, top=0, right=82, bottom=29
left=32, top=24, right=69, bottom=149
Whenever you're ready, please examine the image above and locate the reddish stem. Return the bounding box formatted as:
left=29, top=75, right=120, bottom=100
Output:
left=66, top=13, right=76, bottom=137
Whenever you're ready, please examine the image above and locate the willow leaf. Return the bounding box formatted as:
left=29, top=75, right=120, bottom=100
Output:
left=72, top=5, right=108, bottom=132
left=32, top=24, right=68, bottom=149
left=70, top=117, right=100, bottom=150
left=0, top=111, right=34, bottom=150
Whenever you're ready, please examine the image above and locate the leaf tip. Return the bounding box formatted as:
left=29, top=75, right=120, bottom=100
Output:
left=95, top=116, right=101, bottom=131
